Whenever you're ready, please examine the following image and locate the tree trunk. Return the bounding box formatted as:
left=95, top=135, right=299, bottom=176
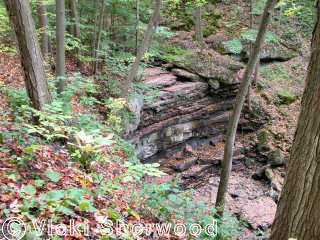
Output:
left=195, top=5, right=203, bottom=46
left=215, top=0, right=277, bottom=217
left=3, top=0, right=52, bottom=111
left=121, top=0, right=162, bottom=99
left=93, top=0, right=106, bottom=75
left=246, top=0, right=254, bottom=111
left=56, top=0, right=66, bottom=93
left=136, top=0, right=140, bottom=55
left=270, top=2, right=320, bottom=239
left=70, top=0, right=81, bottom=42
left=70, top=0, right=83, bottom=69
left=91, top=1, right=98, bottom=58
left=38, top=0, right=49, bottom=58
left=253, top=61, right=260, bottom=86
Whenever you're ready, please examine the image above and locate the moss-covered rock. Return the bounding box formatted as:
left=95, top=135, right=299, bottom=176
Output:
left=165, top=32, right=243, bottom=85
left=261, top=93, right=272, bottom=104
left=276, top=89, right=296, bottom=104
left=203, top=26, right=217, bottom=38
left=208, top=79, right=220, bottom=89
left=257, top=129, right=272, bottom=152
left=207, top=33, right=299, bottom=62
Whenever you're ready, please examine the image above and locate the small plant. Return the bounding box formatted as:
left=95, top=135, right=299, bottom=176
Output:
left=68, top=130, right=115, bottom=169
left=135, top=181, right=242, bottom=239
left=223, top=39, right=243, bottom=54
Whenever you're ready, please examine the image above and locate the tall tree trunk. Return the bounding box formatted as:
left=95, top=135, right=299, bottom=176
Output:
left=246, top=0, right=254, bottom=111
left=136, top=0, right=140, bottom=55
left=91, top=1, right=98, bottom=58
left=121, top=0, right=162, bottom=99
left=215, top=0, right=277, bottom=217
left=3, top=0, right=52, bottom=111
left=253, top=61, right=260, bottom=86
left=56, top=0, right=66, bottom=93
left=70, top=0, right=83, bottom=69
left=195, top=5, right=203, bottom=46
left=270, top=2, right=320, bottom=239
left=70, top=0, right=81, bottom=43
left=93, top=0, right=106, bottom=75
left=38, top=0, right=49, bottom=58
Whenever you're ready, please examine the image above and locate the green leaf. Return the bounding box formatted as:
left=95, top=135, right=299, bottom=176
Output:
left=68, top=188, right=84, bottom=200
left=23, top=185, right=37, bottom=195
left=45, top=171, right=61, bottom=183
left=108, top=208, right=121, bottom=221
left=223, top=39, right=243, bottom=54
left=5, top=172, right=21, bottom=182
left=34, top=179, right=45, bottom=187
left=78, top=199, right=97, bottom=212
left=57, top=206, right=74, bottom=215
left=25, top=145, right=42, bottom=154
left=42, top=190, right=65, bottom=202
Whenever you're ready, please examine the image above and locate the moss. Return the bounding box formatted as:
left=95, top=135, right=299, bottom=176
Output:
left=257, top=129, right=272, bottom=151
left=208, top=79, right=220, bottom=89
left=277, top=89, right=296, bottom=104
left=261, top=93, right=272, bottom=104
left=203, top=26, right=217, bottom=38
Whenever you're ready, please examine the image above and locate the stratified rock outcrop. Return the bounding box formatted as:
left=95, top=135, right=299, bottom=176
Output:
left=128, top=66, right=242, bottom=161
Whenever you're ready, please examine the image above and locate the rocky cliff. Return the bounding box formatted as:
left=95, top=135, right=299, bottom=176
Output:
left=128, top=65, right=243, bottom=161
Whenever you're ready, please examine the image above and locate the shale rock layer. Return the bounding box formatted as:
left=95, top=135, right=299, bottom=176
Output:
left=128, top=67, right=241, bottom=161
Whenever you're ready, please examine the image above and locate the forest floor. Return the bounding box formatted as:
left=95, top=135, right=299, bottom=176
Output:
left=0, top=0, right=310, bottom=238
left=0, top=47, right=308, bottom=240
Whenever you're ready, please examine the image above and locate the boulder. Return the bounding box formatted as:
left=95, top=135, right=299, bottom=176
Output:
left=171, top=68, right=201, bottom=82
left=276, top=89, right=296, bottom=104
left=126, top=96, right=144, bottom=134
left=207, top=33, right=298, bottom=62
left=269, top=148, right=285, bottom=167
left=257, top=129, right=272, bottom=152
left=166, top=31, right=243, bottom=85
left=208, top=79, right=220, bottom=89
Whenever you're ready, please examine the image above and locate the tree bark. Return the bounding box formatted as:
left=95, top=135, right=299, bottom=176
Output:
left=270, top=2, right=320, bottom=239
left=215, top=0, right=277, bottom=217
left=246, top=0, right=254, bottom=111
left=93, top=0, right=106, bottom=75
left=195, top=5, right=203, bottom=46
left=70, top=0, right=83, bottom=69
left=38, top=0, right=49, bottom=58
left=136, top=0, right=140, bottom=55
left=70, top=0, right=81, bottom=41
left=121, top=0, right=162, bottom=99
left=3, top=0, right=52, bottom=111
left=91, top=1, right=98, bottom=58
left=56, top=0, right=66, bottom=93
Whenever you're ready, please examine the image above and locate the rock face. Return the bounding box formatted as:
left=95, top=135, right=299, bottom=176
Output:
left=166, top=31, right=244, bottom=84
left=128, top=65, right=242, bottom=161
left=206, top=33, right=298, bottom=62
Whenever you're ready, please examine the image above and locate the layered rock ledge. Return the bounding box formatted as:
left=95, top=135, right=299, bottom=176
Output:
left=128, top=65, right=243, bottom=161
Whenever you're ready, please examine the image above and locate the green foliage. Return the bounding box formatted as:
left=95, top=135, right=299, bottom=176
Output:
left=159, top=45, right=194, bottom=63
left=136, top=181, right=242, bottom=239
left=223, top=39, right=243, bottom=54
left=25, top=102, right=75, bottom=141
left=294, top=0, right=316, bottom=37
left=122, top=162, right=165, bottom=182
left=240, top=29, right=279, bottom=43
left=45, top=170, right=61, bottom=183
left=0, top=3, right=12, bottom=42
left=252, top=0, right=267, bottom=15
